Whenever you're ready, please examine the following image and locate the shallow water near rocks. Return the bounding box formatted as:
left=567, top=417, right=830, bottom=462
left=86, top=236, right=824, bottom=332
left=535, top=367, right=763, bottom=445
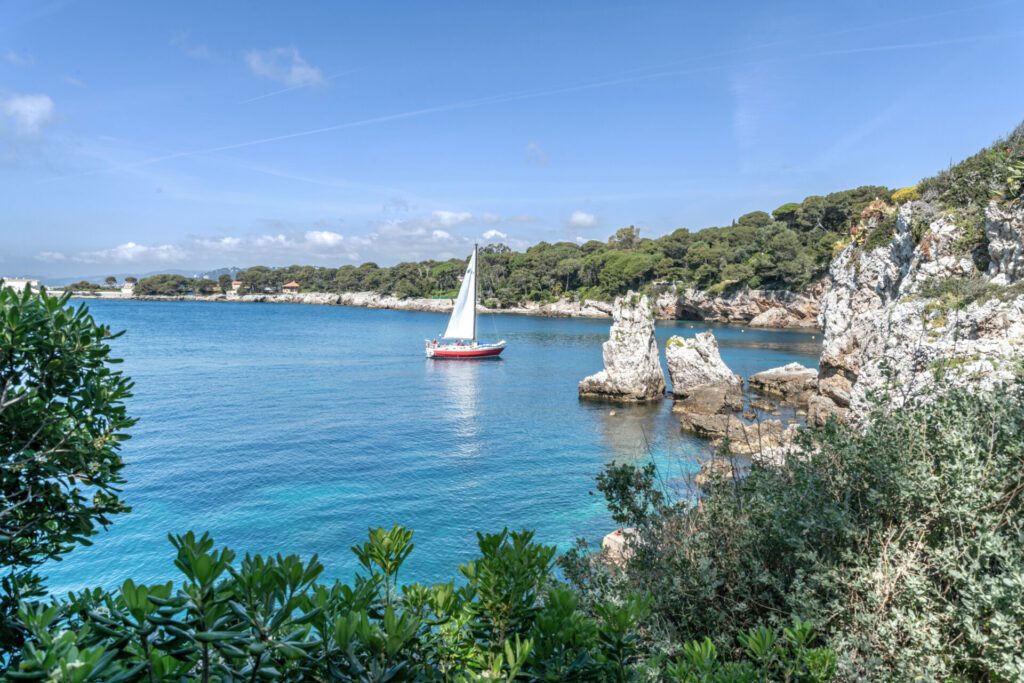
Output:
left=47, top=300, right=819, bottom=592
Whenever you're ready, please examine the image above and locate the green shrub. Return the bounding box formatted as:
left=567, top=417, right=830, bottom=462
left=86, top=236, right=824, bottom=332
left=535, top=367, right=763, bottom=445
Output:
left=8, top=527, right=655, bottom=681
left=919, top=122, right=1024, bottom=210
left=1, top=287, right=135, bottom=653
left=566, top=383, right=1024, bottom=680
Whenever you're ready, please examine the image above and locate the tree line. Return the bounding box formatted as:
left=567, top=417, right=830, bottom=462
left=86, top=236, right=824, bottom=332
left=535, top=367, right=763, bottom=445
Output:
left=227, top=186, right=890, bottom=306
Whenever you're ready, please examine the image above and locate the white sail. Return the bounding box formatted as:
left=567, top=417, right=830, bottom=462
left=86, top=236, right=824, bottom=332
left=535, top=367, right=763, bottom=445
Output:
left=443, top=248, right=476, bottom=339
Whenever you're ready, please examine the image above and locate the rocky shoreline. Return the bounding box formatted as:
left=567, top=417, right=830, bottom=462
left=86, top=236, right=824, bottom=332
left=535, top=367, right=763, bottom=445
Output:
left=70, top=285, right=823, bottom=328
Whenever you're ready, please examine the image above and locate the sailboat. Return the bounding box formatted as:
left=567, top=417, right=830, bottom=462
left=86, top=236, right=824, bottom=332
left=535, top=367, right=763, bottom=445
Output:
left=425, top=244, right=506, bottom=359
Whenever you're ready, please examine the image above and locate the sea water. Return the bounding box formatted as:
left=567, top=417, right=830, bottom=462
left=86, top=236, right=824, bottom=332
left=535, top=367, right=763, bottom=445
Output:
left=46, top=300, right=820, bottom=593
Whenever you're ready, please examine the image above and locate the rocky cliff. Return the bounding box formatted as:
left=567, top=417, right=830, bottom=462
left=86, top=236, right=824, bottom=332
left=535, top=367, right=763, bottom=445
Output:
left=579, top=292, right=666, bottom=402
left=664, top=286, right=822, bottom=328
left=811, top=201, right=1024, bottom=425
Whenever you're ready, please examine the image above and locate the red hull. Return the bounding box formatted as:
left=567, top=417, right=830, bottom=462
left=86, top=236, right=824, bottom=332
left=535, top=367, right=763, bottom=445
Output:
left=429, top=346, right=504, bottom=359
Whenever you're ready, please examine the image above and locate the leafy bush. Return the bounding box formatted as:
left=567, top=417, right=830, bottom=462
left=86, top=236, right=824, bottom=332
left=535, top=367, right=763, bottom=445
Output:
left=1, top=287, right=135, bottom=653
left=919, top=121, right=1024, bottom=210
left=566, top=383, right=1024, bottom=680
left=8, top=527, right=655, bottom=681
left=890, top=186, right=920, bottom=204
left=665, top=621, right=835, bottom=683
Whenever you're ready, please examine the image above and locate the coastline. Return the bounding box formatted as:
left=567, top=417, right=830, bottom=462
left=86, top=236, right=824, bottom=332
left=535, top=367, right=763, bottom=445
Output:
left=64, top=287, right=823, bottom=329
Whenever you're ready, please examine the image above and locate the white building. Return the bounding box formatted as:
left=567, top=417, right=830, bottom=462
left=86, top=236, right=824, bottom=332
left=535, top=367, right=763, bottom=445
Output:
left=2, top=277, right=41, bottom=293
left=121, top=281, right=136, bottom=294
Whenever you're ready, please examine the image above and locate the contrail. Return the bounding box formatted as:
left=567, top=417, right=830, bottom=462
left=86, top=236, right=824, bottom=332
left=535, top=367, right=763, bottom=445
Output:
left=43, top=27, right=1019, bottom=183
left=237, top=69, right=360, bottom=104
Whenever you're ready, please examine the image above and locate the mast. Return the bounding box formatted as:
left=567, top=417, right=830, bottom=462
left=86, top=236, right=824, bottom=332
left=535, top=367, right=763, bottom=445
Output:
left=472, top=243, right=478, bottom=342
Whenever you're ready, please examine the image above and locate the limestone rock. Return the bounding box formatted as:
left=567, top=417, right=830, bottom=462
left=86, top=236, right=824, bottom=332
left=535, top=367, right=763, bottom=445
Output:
left=748, top=362, right=818, bottom=406
left=986, top=204, right=1024, bottom=285
left=666, top=332, right=742, bottom=398
left=579, top=292, right=666, bottom=402
left=672, top=382, right=742, bottom=416
left=678, top=411, right=785, bottom=455
left=749, top=307, right=800, bottom=328
left=677, top=287, right=821, bottom=328
left=602, top=528, right=637, bottom=566
left=812, top=201, right=1024, bottom=423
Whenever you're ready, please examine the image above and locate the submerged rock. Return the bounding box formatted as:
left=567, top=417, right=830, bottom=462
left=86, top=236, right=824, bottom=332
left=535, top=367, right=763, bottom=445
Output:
left=579, top=292, right=666, bottom=402
left=678, top=411, right=785, bottom=455
left=748, top=362, right=818, bottom=406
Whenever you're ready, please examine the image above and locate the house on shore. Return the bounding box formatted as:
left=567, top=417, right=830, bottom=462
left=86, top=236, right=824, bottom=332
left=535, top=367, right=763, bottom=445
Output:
left=231, top=279, right=243, bottom=294
left=282, top=281, right=301, bottom=294
left=2, top=277, right=41, bottom=293
left=121, top=281, right=136, bottom=295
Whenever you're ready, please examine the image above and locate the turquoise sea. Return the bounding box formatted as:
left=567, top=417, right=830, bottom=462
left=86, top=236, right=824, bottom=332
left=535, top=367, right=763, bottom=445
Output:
left=47, top=300, right=820, bottom=593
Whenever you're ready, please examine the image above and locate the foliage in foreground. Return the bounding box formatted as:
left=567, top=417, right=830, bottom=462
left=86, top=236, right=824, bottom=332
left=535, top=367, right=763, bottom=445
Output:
left=7, top=524, right=836, bottom=682
left=7, top=525, right=655, bottom=681
left=565, top=382, right=1024, bottom=681
left=0, top=286, right=135, bottom=650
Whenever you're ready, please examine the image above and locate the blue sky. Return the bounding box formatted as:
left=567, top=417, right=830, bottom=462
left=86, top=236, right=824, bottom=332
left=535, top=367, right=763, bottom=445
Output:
left=2, top=0, right=1023, bottom=278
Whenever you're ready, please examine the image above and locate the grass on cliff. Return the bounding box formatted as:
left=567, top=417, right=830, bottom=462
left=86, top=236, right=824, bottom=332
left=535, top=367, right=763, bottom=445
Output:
left=919, top=121, right=1024, bottom=210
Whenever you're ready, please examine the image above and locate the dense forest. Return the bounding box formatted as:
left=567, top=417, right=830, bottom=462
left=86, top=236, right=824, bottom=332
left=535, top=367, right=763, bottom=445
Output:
left=135, top=185, right=895, bottom=304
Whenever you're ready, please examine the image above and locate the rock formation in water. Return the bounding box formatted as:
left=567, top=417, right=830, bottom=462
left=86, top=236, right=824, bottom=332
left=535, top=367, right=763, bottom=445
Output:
left=665, top=331, right=743, bottom=414
left=578, top=292, right=666, bottom=402
left=748, top=362, right=818, bottom=406
left=811, top=200, right=1024, bottom=425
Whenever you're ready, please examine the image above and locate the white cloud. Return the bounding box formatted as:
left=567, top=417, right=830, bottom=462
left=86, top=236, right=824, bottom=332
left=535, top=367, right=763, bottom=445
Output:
left=431, top=229, right=452, bottom=240
left=36, top=250, right=67, bottom=262
left=482, top=229, right=507, bottom=240
left=431, top=210, right=473, bottom=227
left=195, top=236, right=242, bottom=250
left=170, top=31, right=209, bottom=59
left=5, top=49, right=33, bottom=65
left=78, top=242, right=187, bottom=264
left=568, top=210, right=597, bottom=229
left=349, top=234, right=376, bottom=247
left=245, top=47, right=324, bottom=87
left=63, top=76, right=86, bottom=88
left=575, top=236, right=586, bottom=245
left=2, top=94, right=55, bottom=134
left=525, top=141, right=547, bottom=166
left=305, top=230, right=345, bottom=247
left=254, top=233, right=293, bottom=248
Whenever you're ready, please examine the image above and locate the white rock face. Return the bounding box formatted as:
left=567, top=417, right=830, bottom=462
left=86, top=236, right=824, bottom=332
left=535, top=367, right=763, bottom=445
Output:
left=813, top=201, right=1024, bottom=424
left=665, top=332, right=741, bottom=399
left=987, top=204, right=1024, bottom=285
left=579, top=292, right=667, bottom=402
left=748, top=362, right=818, bottom=405
left=677, top=286, right=822, bottom=328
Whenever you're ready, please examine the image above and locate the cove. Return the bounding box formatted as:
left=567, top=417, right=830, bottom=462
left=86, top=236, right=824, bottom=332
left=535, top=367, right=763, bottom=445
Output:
left=46, top=299, right=820, bottom=593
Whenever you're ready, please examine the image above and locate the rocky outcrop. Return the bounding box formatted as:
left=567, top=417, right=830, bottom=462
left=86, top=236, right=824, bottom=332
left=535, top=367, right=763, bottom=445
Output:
left=579, top=292, right=666, bottom=402
left=748, top=363, right=818, bottom=406
left=676, top=411, right=785, bottom=455
left=666, top=332, right=742, bottom=399
left=812, top=201, right=1024, bottom=424
left=676, top=286, right=822, bottom=328
left=986, top=204, right=1024, bottom=285
left=602, top=528, right=637, bottom=567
